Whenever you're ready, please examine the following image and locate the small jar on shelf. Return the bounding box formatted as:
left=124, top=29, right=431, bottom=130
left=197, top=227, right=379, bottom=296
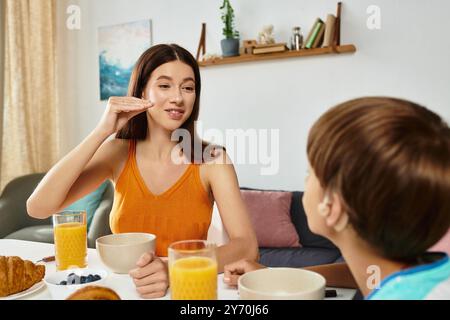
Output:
left=290, top=26, right=303, bottom=51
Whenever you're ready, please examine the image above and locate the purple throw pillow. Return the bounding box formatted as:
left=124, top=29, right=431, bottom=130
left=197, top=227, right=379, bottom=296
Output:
left=241, top=190, right=301, bottom=248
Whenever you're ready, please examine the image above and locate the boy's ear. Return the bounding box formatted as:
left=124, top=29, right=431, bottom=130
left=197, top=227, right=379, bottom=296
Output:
left=325, top=193, right=349, bottom=232
left=318, top=194, right=331, bottom=217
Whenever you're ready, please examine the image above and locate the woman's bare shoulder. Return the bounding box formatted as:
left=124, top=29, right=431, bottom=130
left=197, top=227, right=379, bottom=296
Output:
left=104, top=137, right=129, bottom=151
left=203, top=147, right=232, bottom=166
left=200, top=148, right=236, bottom=182
left=101, top=138, right=130, bottom=182
left=198, top=147, right=231, bottom=196
left=97, top=137, right=128, bottom=158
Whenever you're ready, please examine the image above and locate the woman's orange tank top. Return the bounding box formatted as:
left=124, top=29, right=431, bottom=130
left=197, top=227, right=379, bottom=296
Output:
left=110, top=140, right=213, bottom=257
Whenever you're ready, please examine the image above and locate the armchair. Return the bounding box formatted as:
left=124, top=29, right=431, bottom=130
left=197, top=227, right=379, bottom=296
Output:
left=0, top=173, right=114, bottom=248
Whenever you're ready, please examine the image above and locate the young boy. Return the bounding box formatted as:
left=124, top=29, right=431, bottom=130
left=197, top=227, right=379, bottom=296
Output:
left=224, top=97, right=450, bottom=299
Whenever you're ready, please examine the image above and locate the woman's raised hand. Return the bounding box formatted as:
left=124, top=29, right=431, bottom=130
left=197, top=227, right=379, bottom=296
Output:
left=96, top=96, right=154, bottom=136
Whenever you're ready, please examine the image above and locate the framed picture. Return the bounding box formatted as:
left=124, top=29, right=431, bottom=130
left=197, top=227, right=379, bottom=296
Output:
left=98, top=19, right=152, bottom=100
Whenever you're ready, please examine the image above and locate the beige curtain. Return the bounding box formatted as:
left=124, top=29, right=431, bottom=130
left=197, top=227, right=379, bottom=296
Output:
left=1, top=0, right=5, bottom=183
left=1, top=0, right=59, bottom=191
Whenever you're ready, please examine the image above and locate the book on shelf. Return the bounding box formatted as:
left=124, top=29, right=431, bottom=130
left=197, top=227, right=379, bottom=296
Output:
left=311, top=21, right=326, bottom=48
left=303, top=18, right=320, bottom=49
left=322, top=14, right=336, bottom=47
left=305, top=18, right=324, bottom=49
left=333, top=2, right=342, bottom=47
left=252, top=43, right=287, bottom=54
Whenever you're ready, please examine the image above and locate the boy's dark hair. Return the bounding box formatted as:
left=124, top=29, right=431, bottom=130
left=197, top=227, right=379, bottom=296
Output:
left=307, top=97, right=450, bottom=263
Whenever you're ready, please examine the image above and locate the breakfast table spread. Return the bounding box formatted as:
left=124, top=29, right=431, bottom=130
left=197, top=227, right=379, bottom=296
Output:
left=0, top=239, right=356, bottom=300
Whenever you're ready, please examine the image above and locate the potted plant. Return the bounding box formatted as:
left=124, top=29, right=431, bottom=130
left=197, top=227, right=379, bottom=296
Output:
left=220, top=0, right=240, bottom=57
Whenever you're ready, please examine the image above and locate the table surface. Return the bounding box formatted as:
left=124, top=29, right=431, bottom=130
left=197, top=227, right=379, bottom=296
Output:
left=0, top=239, right=356, bottom=300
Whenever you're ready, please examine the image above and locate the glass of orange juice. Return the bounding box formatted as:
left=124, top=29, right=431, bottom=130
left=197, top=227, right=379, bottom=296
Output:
left=168, top=240, right=218, bottom=300
left=53, top=211, right=87, bottom=271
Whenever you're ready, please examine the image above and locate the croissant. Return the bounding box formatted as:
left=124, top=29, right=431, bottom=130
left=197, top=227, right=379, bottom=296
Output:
left=0, top=256, right=45, bottom=297
left=66, top=285, right=121, bottom=300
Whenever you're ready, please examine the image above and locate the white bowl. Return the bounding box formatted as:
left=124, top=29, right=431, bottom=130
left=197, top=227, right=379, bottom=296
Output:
left=96, top=233, right=156, bottom=274
left=238, top=268, right=326, bottom=300
left=44, top=268, right=108, bottom=300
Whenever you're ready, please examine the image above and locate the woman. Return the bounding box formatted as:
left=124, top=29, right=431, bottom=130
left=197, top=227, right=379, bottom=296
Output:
left=27, top=44, right=258, bottom=299
left=223, top=97, right=450, bottom=300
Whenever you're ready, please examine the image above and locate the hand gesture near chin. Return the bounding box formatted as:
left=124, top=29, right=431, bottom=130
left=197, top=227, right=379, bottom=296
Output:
left=96, top=96, right=154, bottom=136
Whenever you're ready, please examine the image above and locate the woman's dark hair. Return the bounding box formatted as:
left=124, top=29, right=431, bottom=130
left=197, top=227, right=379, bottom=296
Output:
left=116, top=44, right=217, bottom=163
left=307, top=97, right=450, bottom=263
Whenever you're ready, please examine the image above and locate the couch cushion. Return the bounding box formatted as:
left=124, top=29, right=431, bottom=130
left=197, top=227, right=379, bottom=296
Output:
left=241, top=190, right=300, bottom=248
left=241, top=188, right=337, bottom=250
left=259, top=247, right=342, bottom=268
left=64, top=181, right=109, bottom=231
left=5, top=225, right=54, bottom=244
left=290, top=191, right=337, bottom=249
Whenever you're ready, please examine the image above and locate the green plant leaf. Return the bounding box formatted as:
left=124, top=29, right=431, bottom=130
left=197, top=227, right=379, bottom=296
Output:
left=220, top=0, right=239, bottom=38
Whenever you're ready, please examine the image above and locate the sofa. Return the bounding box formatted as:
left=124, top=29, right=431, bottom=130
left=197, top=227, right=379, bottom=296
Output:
left=239, top=188, right=450, bottom=267
left=239, top=188, right=342, bottom=268
left=208, top=188, right=342, bottom=268
left=0, top=173, right=114, bottom=248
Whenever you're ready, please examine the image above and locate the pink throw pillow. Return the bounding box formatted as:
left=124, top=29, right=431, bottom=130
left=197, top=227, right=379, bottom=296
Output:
left=241, top=190, right=301, bottom=248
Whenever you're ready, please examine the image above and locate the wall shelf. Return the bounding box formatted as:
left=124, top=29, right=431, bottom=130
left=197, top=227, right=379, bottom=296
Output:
left=198, top=44, right=356, bottom=67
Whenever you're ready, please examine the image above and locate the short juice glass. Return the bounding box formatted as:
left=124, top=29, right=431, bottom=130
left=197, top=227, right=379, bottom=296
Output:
left=168, top=240, right=218, bottom=300
left=53, top=211, right=87, bottom=271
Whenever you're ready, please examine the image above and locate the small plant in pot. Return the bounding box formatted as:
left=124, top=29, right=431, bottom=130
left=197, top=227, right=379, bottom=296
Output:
left=220, top=0, right=240, bottom=57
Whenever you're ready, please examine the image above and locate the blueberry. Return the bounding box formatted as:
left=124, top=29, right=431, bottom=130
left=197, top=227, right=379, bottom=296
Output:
left=67, top=274, right=76, bottom=285
left=68, top=274, right=80, bottom=285
left=93, top=275, right=101, bottom=281
left=59, top=280, right=67, bottom=285
left=87, top=274, right=95, bottom=283
left=80, top=276, right=87, bottom=284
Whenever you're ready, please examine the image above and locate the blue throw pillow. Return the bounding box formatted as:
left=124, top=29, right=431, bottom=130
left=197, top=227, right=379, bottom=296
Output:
left=64, top=181, right=109, bottom=231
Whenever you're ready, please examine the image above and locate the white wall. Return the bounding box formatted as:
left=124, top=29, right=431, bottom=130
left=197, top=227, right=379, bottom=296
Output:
left=56, top=0, right=450, bottom=191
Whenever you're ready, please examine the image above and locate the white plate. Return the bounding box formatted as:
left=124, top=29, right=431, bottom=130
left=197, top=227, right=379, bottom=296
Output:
left=0, top=281, right=46, bottom=300
left=44, top=268, right=109, bottom=300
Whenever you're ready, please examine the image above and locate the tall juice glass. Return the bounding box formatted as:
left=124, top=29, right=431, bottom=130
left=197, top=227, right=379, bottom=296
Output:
left=168, top=240, right=218, bottom=300
left=53, top=211, right=87, bottom=270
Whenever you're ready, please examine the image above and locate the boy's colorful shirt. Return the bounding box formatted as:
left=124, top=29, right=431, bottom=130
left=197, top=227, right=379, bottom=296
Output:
left=367, top=253, right=450, bottom=300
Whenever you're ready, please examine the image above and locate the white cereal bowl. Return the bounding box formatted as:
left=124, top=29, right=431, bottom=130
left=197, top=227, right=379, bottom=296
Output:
left=96, top=233, right=156, bottom=274
left=238, top=268, right=326, bottom=300
left=44, top=268, right=108, bottom=300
